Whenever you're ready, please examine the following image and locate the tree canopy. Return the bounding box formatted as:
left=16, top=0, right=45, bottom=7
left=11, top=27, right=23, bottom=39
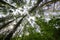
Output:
left=0, top=0, right=60, bottom=40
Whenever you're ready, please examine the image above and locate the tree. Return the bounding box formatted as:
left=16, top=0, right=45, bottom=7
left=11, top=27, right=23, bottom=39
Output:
left=0, top=0, right=60, bottom=40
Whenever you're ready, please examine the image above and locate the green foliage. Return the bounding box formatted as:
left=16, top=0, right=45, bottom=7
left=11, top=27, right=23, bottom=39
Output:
left=49, top=18, right=60, bottom=26
left=35, top=18, right=54, bottom=40
left=0, top=0, right=60, bottom=40
left=3, top=17, right=59, bottom=40
left=24, top=33, right=41, bottom=40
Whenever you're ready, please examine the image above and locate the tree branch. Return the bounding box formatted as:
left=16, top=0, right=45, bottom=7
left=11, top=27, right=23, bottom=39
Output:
left=0, top=0, right=17, bottom=9
left=29, top=0, right=43, bottom=13
left=0, top=19, right=15, bottom=30
left=29, top=0, right=60, bottom=13
left=37, top=0, right=60, bottom=10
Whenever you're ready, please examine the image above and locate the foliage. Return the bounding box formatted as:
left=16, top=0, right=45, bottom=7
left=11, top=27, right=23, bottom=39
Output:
left=0, top=0, right=60, bottom=40
left=10, top=17, right=60, bottom=40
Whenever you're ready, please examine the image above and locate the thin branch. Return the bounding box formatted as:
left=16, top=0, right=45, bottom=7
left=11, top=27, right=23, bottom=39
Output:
left=0, top=15, right=13, bottom=22
left=38, top=0, right=60, bottom=9
left=0, top=0, right=17, bottom=9
left=29, top=0, right=43, bottom=13
left=40, top=1, right=53, bottom=7
left=29, top=0, right=60, bottom=13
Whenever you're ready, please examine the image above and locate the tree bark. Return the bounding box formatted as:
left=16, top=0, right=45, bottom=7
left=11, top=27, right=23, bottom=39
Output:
left=29, top=0, right=43, bottom=13
left=4, top=15, right=26, bottom=40
left=0, top=19, right=15, bottom=30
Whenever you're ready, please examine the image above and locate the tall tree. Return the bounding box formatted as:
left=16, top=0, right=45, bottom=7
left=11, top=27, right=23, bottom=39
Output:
left=0, top=0, right=60, bottom=40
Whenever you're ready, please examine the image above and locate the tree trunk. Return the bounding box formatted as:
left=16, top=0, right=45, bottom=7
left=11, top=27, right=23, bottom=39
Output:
left=4, top=15, right=26, bottom=40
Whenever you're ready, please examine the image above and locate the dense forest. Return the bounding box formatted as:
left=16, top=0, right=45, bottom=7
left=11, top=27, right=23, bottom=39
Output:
left=0, top=0, right=60, bottom=40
